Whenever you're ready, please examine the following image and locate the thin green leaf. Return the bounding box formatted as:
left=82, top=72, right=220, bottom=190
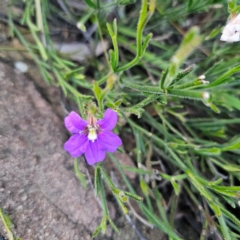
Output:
left=82, top=0, right=97, bottom=9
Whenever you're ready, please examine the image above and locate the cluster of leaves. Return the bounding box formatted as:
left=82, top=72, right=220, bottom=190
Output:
left=3, top=0, right=240, bottom=239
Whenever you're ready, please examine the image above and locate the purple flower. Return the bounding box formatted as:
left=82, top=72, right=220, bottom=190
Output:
left=64, top=108, right=122, bottom=165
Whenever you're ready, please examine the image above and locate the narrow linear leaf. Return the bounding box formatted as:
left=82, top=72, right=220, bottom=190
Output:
left=220, top=93, right=240, bottom=111
left=209, top=158, right=240, bottom=172
left=124, top=81, right=163, bottom=93
left=124, top=81, right=210, bottom=100
left=82, top=0, right=97, bottom=9
left=142, top=32, right=153, bottom=55
left=119, top=0, right=136, bottom=5
left=220, top=206, right=240, bottom=227
left=163, top=27, right=202, bottom=88
left=108, top=217, right=119, bottom=233
left=140, top=179, right=149, bottom=196
left=74, top=158, right=87, bottom=189
left=217, top=214, right=231, bottom=240
left=211, top=185, right=240, bottom=192
left=124, top=191, right=143, bottom=201
left=171, top=180, right=180, bottom=195
left=186, top=169, right=212, bottom=202
left=94, top=166, right=101, bottom=197
left=167, top=89, right=210, bottom=100
left=171, top=64, right=195, bottom=85
left=220, top=136, right=240, bottom=151
left=93, top=81, right=102, bottom=101
left=194, top=147, right=222, bottom=156
left=204, top=65, right=240, bottom=88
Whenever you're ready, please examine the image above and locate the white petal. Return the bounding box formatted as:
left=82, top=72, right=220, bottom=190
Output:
left=235, top=14, right=240, bottom=22
left=226, top=24, right=235, bottom=35
left=235, top=24, right=240, bottom=32
left=222, top=28, right=231, bottom=36
left=220, top=34, right=229, bottom=41
left=230, top=14, right=240, bottom=26
left=229, top=32, right=240, bottom=42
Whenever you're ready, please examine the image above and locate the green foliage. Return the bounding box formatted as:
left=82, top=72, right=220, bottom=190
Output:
left=82, top=0, right=97, bottom=9
left=162, top=27, right=202, bottom=88
left=74, top=158, right=87, bottom=189
left=228, top=0, right=240, bottom=14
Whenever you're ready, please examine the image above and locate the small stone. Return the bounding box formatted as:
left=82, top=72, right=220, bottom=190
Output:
left=14, top=61, right=28, bottom=73
left=21, top=194, right=27, bottom=202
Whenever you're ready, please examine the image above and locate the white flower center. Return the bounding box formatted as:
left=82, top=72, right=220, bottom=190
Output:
left=88, top=127, right=97, bottom=142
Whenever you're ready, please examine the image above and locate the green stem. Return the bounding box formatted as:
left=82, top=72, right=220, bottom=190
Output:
left=76, top=96, right=86, bottom=118
left=35, top=0, right=44, bottom=33
left=74, top=158, right=87, bottom=189
left=169, top=194, right=178, bottom=229
left=200, top=218, right=208, bottom=240
left=77, top=9, right=95, bottom=30
left=112, top=19, right=119, bottom=69
left=115, top=0, right=149, bottom=72
left=170, top=79, right=207, bottom=90
left=99, top=99, right=104, bottom=112
left=145, top=194, right=153, bottom=213
left=115, top=56, right=142, bottom=73
left=218, top=214, right=231, bottom=240
left=153, top=188, right=168, bottom=224
left=137, top=0, right=147, bottom=56
left=130, top=94, right=160, bottom=110
left=156, top=107, right=189, bottom=141
left=99, top=170, right=109, bottom=216
left=96, top=15, right=111, bottom=71
left=167, top=89, right=208, bottom=100
left=99, top=166, right=116, bottom=189
left=94, top=166, right=101, bottom=196
left=125, top=117, right=187, bottom=170
left=0, top=209, right=14, bottom=240
left=108, top=153, right=136, bottom=193
left=124, top=81, right=209, bottom=100
left=97, top=73, right=110, bottom=85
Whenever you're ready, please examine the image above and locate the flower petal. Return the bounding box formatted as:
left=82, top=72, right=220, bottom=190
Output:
left=220, top=33, right=229, bottom=42
left=98, top=131, right=122, bottom=152
left=85, top=141, right=106, bottom=165
left=64, top=111, right=88, bottom=133
left=64, top=134, right=88, bottom=157
left=226, top=24, right=235, bottom=35
left=97, top=108, right=118, bottom=131
left=235, top=24, right=240, bottom=32
left=231, top=32, right=240, bottom=42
